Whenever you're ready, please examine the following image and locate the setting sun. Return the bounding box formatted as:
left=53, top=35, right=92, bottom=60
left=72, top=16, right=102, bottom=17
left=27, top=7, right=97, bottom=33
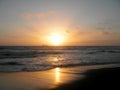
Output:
left=49, top=33, right=64, bottom=46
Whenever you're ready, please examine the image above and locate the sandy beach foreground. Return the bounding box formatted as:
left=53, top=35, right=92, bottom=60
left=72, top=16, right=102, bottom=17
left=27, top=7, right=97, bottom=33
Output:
left=51, top=65, right=120, bottom=90
left=0, top=64, right=120, bottom=90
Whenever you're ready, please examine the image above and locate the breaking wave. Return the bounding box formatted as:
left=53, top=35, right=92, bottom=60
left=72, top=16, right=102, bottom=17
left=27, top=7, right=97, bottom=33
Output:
left=0, top=46, right=120, bottom=72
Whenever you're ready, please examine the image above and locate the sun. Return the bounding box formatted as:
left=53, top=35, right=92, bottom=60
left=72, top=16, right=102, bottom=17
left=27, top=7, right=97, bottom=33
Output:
left=49, top=33, right=64, bottom=46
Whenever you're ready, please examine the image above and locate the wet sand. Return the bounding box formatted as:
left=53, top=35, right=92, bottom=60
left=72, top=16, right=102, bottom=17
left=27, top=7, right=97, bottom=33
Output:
left=51, top=66, right=120, bottom=90
left=0, top=64, right=120, bottom=90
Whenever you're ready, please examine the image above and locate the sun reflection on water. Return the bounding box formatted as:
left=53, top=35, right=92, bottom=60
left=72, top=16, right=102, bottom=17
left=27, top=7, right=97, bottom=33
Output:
left=54, top=57, right=59, bottom=62
left=55, top=67, right=60, bottom=83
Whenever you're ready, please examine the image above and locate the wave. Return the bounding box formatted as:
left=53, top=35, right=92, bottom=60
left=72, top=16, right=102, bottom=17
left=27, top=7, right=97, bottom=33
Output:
left=1, top=49, right=120, bottom=59
left=0, top=51, right=63, bottom=59
left=0, top=62, right=24, bottom=65
left=87, top=50, right=120, bottom=54
left=0, top=61, right=120, bottom=72
left=0, top=46, right=120, bottom=72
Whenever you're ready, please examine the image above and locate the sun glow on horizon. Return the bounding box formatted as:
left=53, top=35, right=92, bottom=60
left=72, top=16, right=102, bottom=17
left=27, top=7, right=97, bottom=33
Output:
left=49, top=32, right=64, bottom=46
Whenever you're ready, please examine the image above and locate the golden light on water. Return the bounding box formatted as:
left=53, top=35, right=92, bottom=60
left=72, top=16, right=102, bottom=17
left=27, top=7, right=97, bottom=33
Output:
left=54, top=57, right=59, bottom=62
left=55, top=67, right=60, bottom=83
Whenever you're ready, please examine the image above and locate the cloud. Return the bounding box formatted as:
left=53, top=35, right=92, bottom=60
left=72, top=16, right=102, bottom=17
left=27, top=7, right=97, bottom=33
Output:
left=95, top=26, right=115, bottom=35
left=35, top=11, right=56, bottom=18
left=22, top=13, right=32, bottom=19
left=100, top=30, right=115, bottom=35
left=35, top=12, right=45, bottom=18
left=96, top=27, right=112, bottom=31
left=21, top=11, right=57, bottom=19
left=93, top=19, right=119, bottom=36
left=65, top=25, right=117, bottom=43
left=95, top=18, right=120, bottom=32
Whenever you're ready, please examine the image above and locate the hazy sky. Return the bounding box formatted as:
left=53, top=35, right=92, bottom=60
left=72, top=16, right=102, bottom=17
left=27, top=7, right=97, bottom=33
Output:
left=0, top=0, right=120, bottom=46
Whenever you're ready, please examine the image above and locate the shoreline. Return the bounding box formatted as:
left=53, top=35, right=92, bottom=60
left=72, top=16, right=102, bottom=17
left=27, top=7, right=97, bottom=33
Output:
left=0, top=63, right=120, bottom=73
left=0, top=64, right=120, bottom=90
left=51, top=66, right=120, bottom=90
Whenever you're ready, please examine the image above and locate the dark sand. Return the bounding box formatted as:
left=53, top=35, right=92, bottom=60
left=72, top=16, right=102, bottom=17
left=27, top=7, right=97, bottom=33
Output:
left=51, top=67, right=120, bottom=90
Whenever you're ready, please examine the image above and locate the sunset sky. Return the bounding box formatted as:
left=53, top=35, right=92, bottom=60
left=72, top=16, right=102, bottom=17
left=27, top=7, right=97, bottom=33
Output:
left=0, top=0, right=120, bottom=46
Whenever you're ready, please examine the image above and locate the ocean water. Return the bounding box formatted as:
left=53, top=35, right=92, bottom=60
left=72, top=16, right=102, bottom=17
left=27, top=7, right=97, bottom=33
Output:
left=0, top=46, right=120, bottom=72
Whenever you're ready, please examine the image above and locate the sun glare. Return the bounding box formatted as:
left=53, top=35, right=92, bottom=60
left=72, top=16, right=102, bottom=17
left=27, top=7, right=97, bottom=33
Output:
left=49, top=33, right=64, bottom=46
left=55, top=67, right=60, bottom=83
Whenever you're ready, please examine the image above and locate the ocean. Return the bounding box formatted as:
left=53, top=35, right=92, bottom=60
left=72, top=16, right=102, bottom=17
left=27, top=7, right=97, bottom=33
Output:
left=0, top=46, right=120, bottom=72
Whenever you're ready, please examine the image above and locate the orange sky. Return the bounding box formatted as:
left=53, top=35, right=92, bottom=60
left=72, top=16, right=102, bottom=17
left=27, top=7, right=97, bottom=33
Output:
left=0, top=0, right=120, bottom=46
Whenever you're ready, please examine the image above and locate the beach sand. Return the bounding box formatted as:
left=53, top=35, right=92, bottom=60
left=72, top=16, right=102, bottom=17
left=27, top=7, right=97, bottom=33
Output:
left=51, top=65, right=120, bottom=90
left=0, top=64, right=120, bottom=90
